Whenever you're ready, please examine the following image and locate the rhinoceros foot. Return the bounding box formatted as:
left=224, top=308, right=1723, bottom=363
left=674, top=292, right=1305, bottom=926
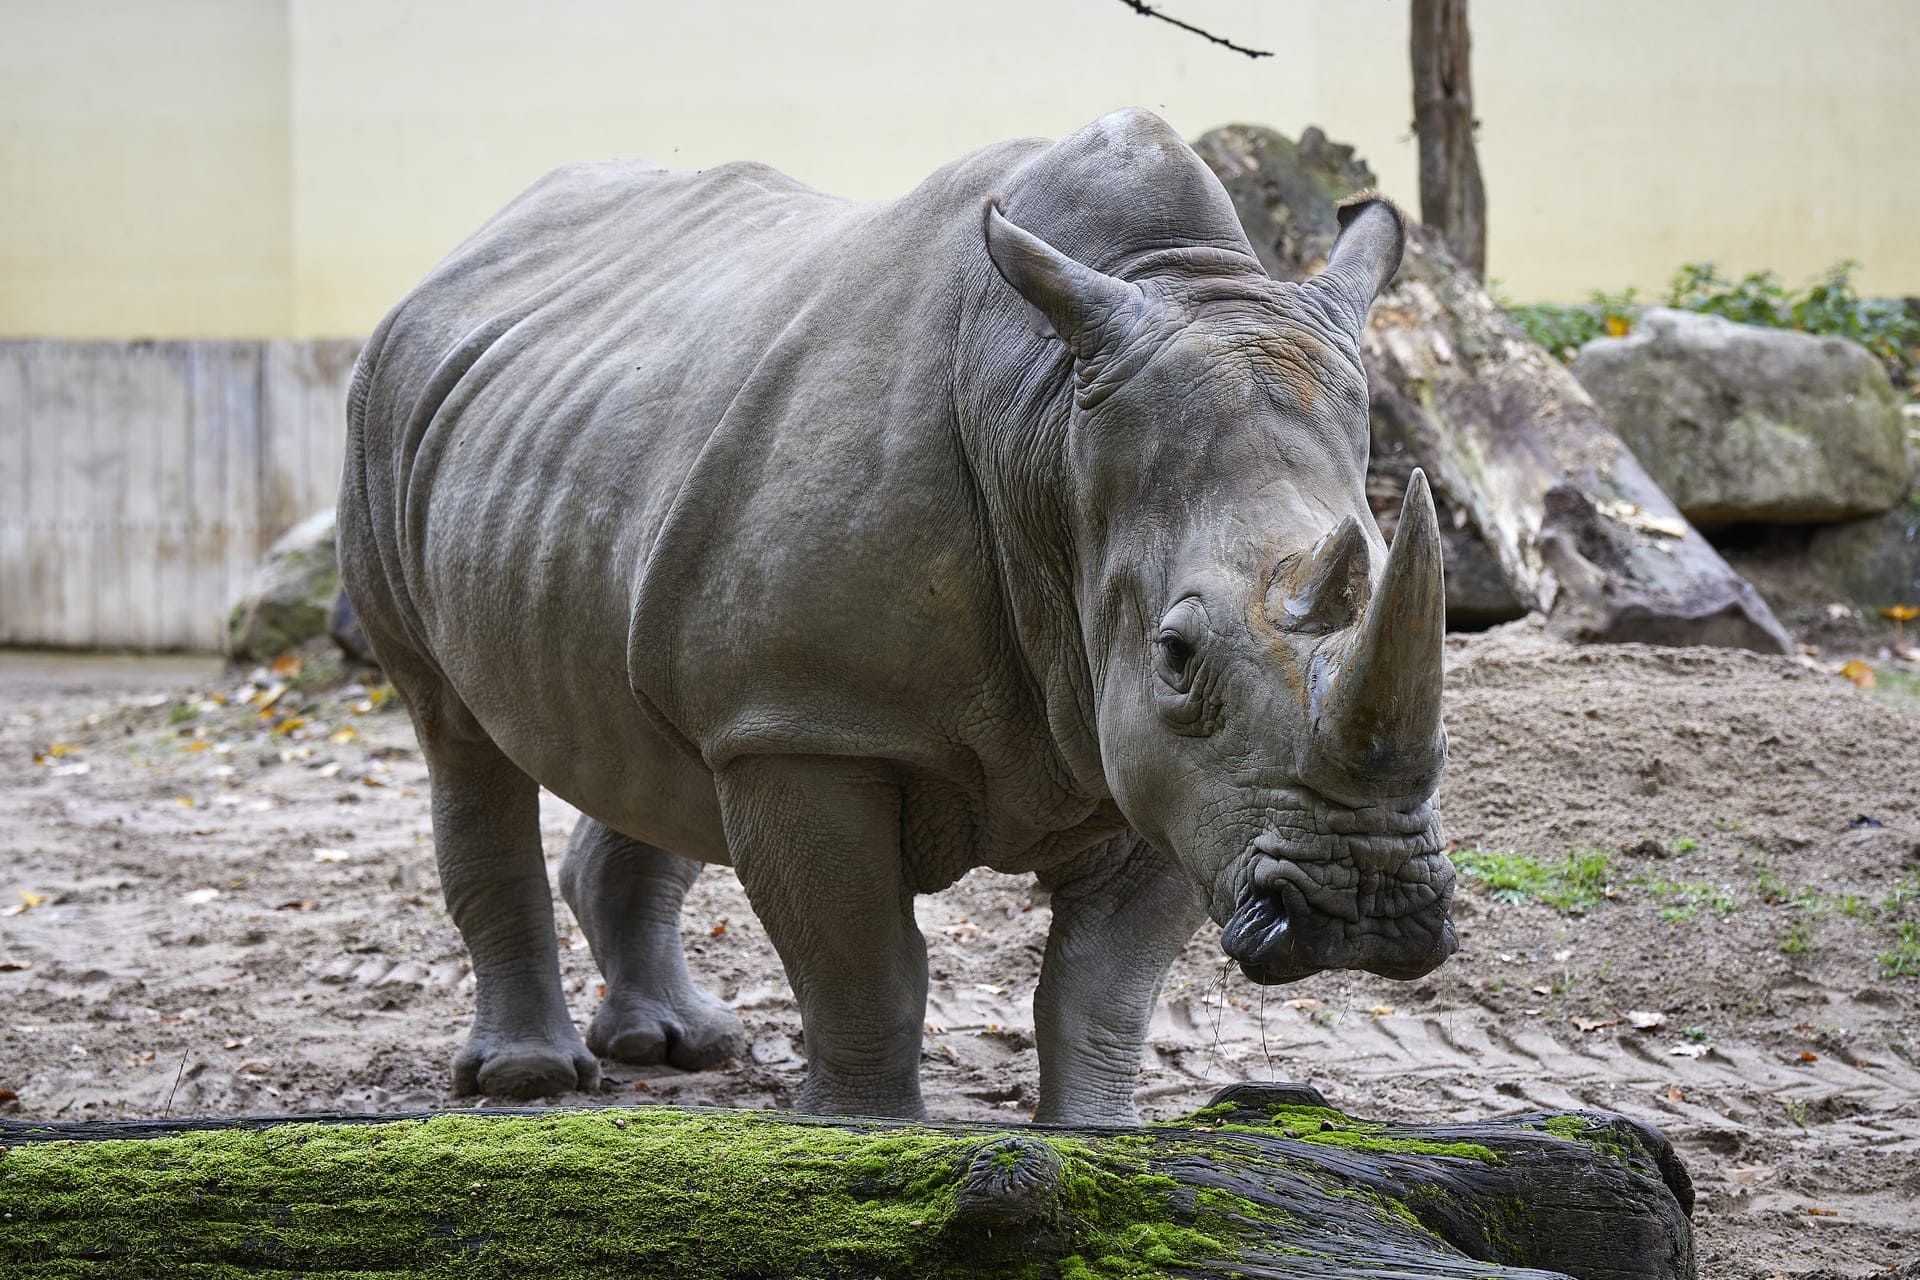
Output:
left=453, top=1028, right=601, bottom=1099
left=587, top=987, right=745, bottom=1071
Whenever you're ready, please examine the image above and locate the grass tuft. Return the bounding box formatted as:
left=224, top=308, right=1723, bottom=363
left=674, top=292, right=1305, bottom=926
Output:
left=1451, top=848, right=1613, bottom=914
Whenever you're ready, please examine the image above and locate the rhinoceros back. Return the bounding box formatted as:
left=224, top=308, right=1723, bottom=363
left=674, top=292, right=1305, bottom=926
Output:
left=338, top=142, right=1046, bottom=833
left=347, top=157, right=857, bottom=654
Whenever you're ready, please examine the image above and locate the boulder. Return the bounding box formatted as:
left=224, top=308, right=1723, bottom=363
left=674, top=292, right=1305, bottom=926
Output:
left=1719, top=442, right=1920, bottom=620
left=226, top=510, right=340, bottom=662
left=328, top=587, right=377, bottom=666
left=1572, top=309, right=1909, bottom=525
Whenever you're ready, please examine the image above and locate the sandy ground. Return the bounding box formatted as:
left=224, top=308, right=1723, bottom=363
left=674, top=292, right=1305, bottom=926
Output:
left=3, top=624, right=1919, bottom=1278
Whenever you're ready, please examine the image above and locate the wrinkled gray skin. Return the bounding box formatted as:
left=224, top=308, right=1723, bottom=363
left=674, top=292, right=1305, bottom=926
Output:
left=338, top=109, right=1455, bottom=1124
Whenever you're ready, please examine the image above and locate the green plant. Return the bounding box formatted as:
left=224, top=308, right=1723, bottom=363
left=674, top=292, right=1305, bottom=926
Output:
left=1505, top=287, right=1640, bottom=362
left=1451, top=847, right=1613, bottom=914
left=1641, top=878, right=1736, bottom=924
left=1781, top=920, right=1814, bottom=955
left=1666, top=259, right=1920, bottom=388
left=1669, top=837, right=1699, bottom=855
left=1881, top=872, right=1920, bottom=917
left=1881, top=922, right=1920, bottom=979
left=1665, top=262, right=1794, bottom=327
left=1754, top=867, right=1790, bottom=904
left=1506, top=259, right=1920, bottom=388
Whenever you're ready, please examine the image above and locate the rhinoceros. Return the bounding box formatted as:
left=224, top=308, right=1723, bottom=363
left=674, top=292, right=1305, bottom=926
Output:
left=337, top=107, right=1453, bottom=1124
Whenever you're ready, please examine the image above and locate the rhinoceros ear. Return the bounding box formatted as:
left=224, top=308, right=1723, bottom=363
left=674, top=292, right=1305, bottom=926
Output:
left=982, top=196, right=1143, bottom=359
left=1305, top=196, right=1407, bottom=336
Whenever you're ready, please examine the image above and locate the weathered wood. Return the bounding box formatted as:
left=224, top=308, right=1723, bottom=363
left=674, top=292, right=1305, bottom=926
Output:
left=1193, top=125, right=1791, bottom=653
left=0, top=1083, right=1693, bottom=1278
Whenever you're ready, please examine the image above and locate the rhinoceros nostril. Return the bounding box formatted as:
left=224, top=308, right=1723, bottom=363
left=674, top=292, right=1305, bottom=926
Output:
left=1220, top=882, right=1292, bottom=967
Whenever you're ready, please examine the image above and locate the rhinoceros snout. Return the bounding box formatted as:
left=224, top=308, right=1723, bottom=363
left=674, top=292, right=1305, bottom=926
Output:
left=1220, top=830, right=1459, bottom=984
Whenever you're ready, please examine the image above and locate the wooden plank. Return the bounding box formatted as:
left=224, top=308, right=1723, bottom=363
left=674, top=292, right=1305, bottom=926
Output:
left=100, top=343, right=191, bottom=649
left=92, top=343, right=136, bottom=649
left=0, top=344, right=30, bottom=645
left=262, top=339, right=358, bottom=544
left=40, top=343, right=93, bottom=648
left=188, top=342, right=264, bottom=653
left=148, top=343, right=196, bottom=650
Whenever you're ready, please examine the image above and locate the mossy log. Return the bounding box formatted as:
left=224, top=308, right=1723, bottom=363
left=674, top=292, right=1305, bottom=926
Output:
left=1193, top=124, right=1790, bottom=654
left=0, top=1082, right=1691, bottom=1279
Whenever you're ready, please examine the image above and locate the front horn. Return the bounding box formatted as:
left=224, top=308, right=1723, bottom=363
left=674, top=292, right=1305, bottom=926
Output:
left=1314, top=469, right=1446, bottom=779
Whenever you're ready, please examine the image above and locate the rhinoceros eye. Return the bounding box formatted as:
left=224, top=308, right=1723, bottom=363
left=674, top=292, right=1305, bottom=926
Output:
left=1153, top=601, right=1204, bottom=694
left=1157, top=633, right=1193, bottom=680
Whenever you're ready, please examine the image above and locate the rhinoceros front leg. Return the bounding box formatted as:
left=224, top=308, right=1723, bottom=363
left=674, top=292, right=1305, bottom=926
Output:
left=419, top=732, right=600, bottom=1099
left=717, top=756, right=927, bottom=1118
left=1034, top=834, right=1208, bottom=1125
left=558, top=818, right=746, bottom=1069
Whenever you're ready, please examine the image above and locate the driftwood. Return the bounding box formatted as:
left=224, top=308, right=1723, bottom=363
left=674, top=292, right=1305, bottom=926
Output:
left=1193, top=125, right=1791, bottom=653
left=0, top=1082, right=1693, bottom=1278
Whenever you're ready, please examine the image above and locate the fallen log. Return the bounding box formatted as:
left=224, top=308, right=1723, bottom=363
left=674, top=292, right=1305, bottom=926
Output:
left=0, top=1082, right=1693, bottom=1278
left=1193, top=124, right=1790, bottom=653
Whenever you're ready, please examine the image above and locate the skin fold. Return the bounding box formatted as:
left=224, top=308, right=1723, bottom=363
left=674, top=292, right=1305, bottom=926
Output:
left=337, top=108, right=1453, bottom=1123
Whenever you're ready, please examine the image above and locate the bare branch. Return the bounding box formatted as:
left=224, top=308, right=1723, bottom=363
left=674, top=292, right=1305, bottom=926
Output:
left=1113, top=0, right=1273, bottom=59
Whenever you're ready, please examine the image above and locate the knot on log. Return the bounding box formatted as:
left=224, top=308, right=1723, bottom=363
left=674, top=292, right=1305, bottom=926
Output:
left=1575, top=1112, right=1697, bottom=1216
left=1205, top=1079, right=1331, bottom=1118
left=950, top=1136, right=1064, bottom=1231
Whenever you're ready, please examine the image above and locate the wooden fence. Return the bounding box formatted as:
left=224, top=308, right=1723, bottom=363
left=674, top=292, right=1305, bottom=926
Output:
left=0, top=339, right=362, bottom=651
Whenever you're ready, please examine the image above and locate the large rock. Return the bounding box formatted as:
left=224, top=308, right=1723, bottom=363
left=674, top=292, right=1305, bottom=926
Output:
left=1194, top=124, right=1790, bottom=654
left=1720, top=442, right=1920, bottom=619
left=226, top=510, right=340, bottom=662
left=1572, top=309, right=1909, bottom=525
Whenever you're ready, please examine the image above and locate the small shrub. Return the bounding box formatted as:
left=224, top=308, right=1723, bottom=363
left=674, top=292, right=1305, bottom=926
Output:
left=1506, top=259, right=1920, bottom=388
left=1505, top=287, right=1640, bottom=363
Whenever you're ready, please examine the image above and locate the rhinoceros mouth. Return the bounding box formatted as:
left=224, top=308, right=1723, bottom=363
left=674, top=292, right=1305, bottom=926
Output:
left=1217, top=803, right=1457, bottom=984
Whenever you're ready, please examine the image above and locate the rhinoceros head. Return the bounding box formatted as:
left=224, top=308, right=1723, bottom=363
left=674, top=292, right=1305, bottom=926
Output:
left=984, top=193, right=1455, bottom=985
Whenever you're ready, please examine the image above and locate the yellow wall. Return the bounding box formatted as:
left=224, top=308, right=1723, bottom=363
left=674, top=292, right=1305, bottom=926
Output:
left=4, top=0, right=1916, bottom=338
left=1, top=1, right=291, bottom=337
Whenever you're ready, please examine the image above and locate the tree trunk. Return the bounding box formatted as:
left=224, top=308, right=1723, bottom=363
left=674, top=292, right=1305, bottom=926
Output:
left=1194, top=124, right=1791, bottom=652
left=0, top=1083, right=1694, bottom=1278
left=1411, top=0, right=1487, bottom=279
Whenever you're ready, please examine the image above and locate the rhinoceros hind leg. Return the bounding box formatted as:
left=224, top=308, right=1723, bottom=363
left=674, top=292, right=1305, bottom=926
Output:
left=559, top=818, right=745, bottom=1070
left=389, top=657, right=598, bottom=1100
left=717, top=756, right=927, bottom=1119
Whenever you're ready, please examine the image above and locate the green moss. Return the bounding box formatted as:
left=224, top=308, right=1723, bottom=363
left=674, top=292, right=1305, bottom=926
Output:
left=0, top=1110, right=1247, bottom=1279
left=1175, top=1102, right=1500, bottom=1164
left=1529, top=1115, right=1633, bottom=1164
